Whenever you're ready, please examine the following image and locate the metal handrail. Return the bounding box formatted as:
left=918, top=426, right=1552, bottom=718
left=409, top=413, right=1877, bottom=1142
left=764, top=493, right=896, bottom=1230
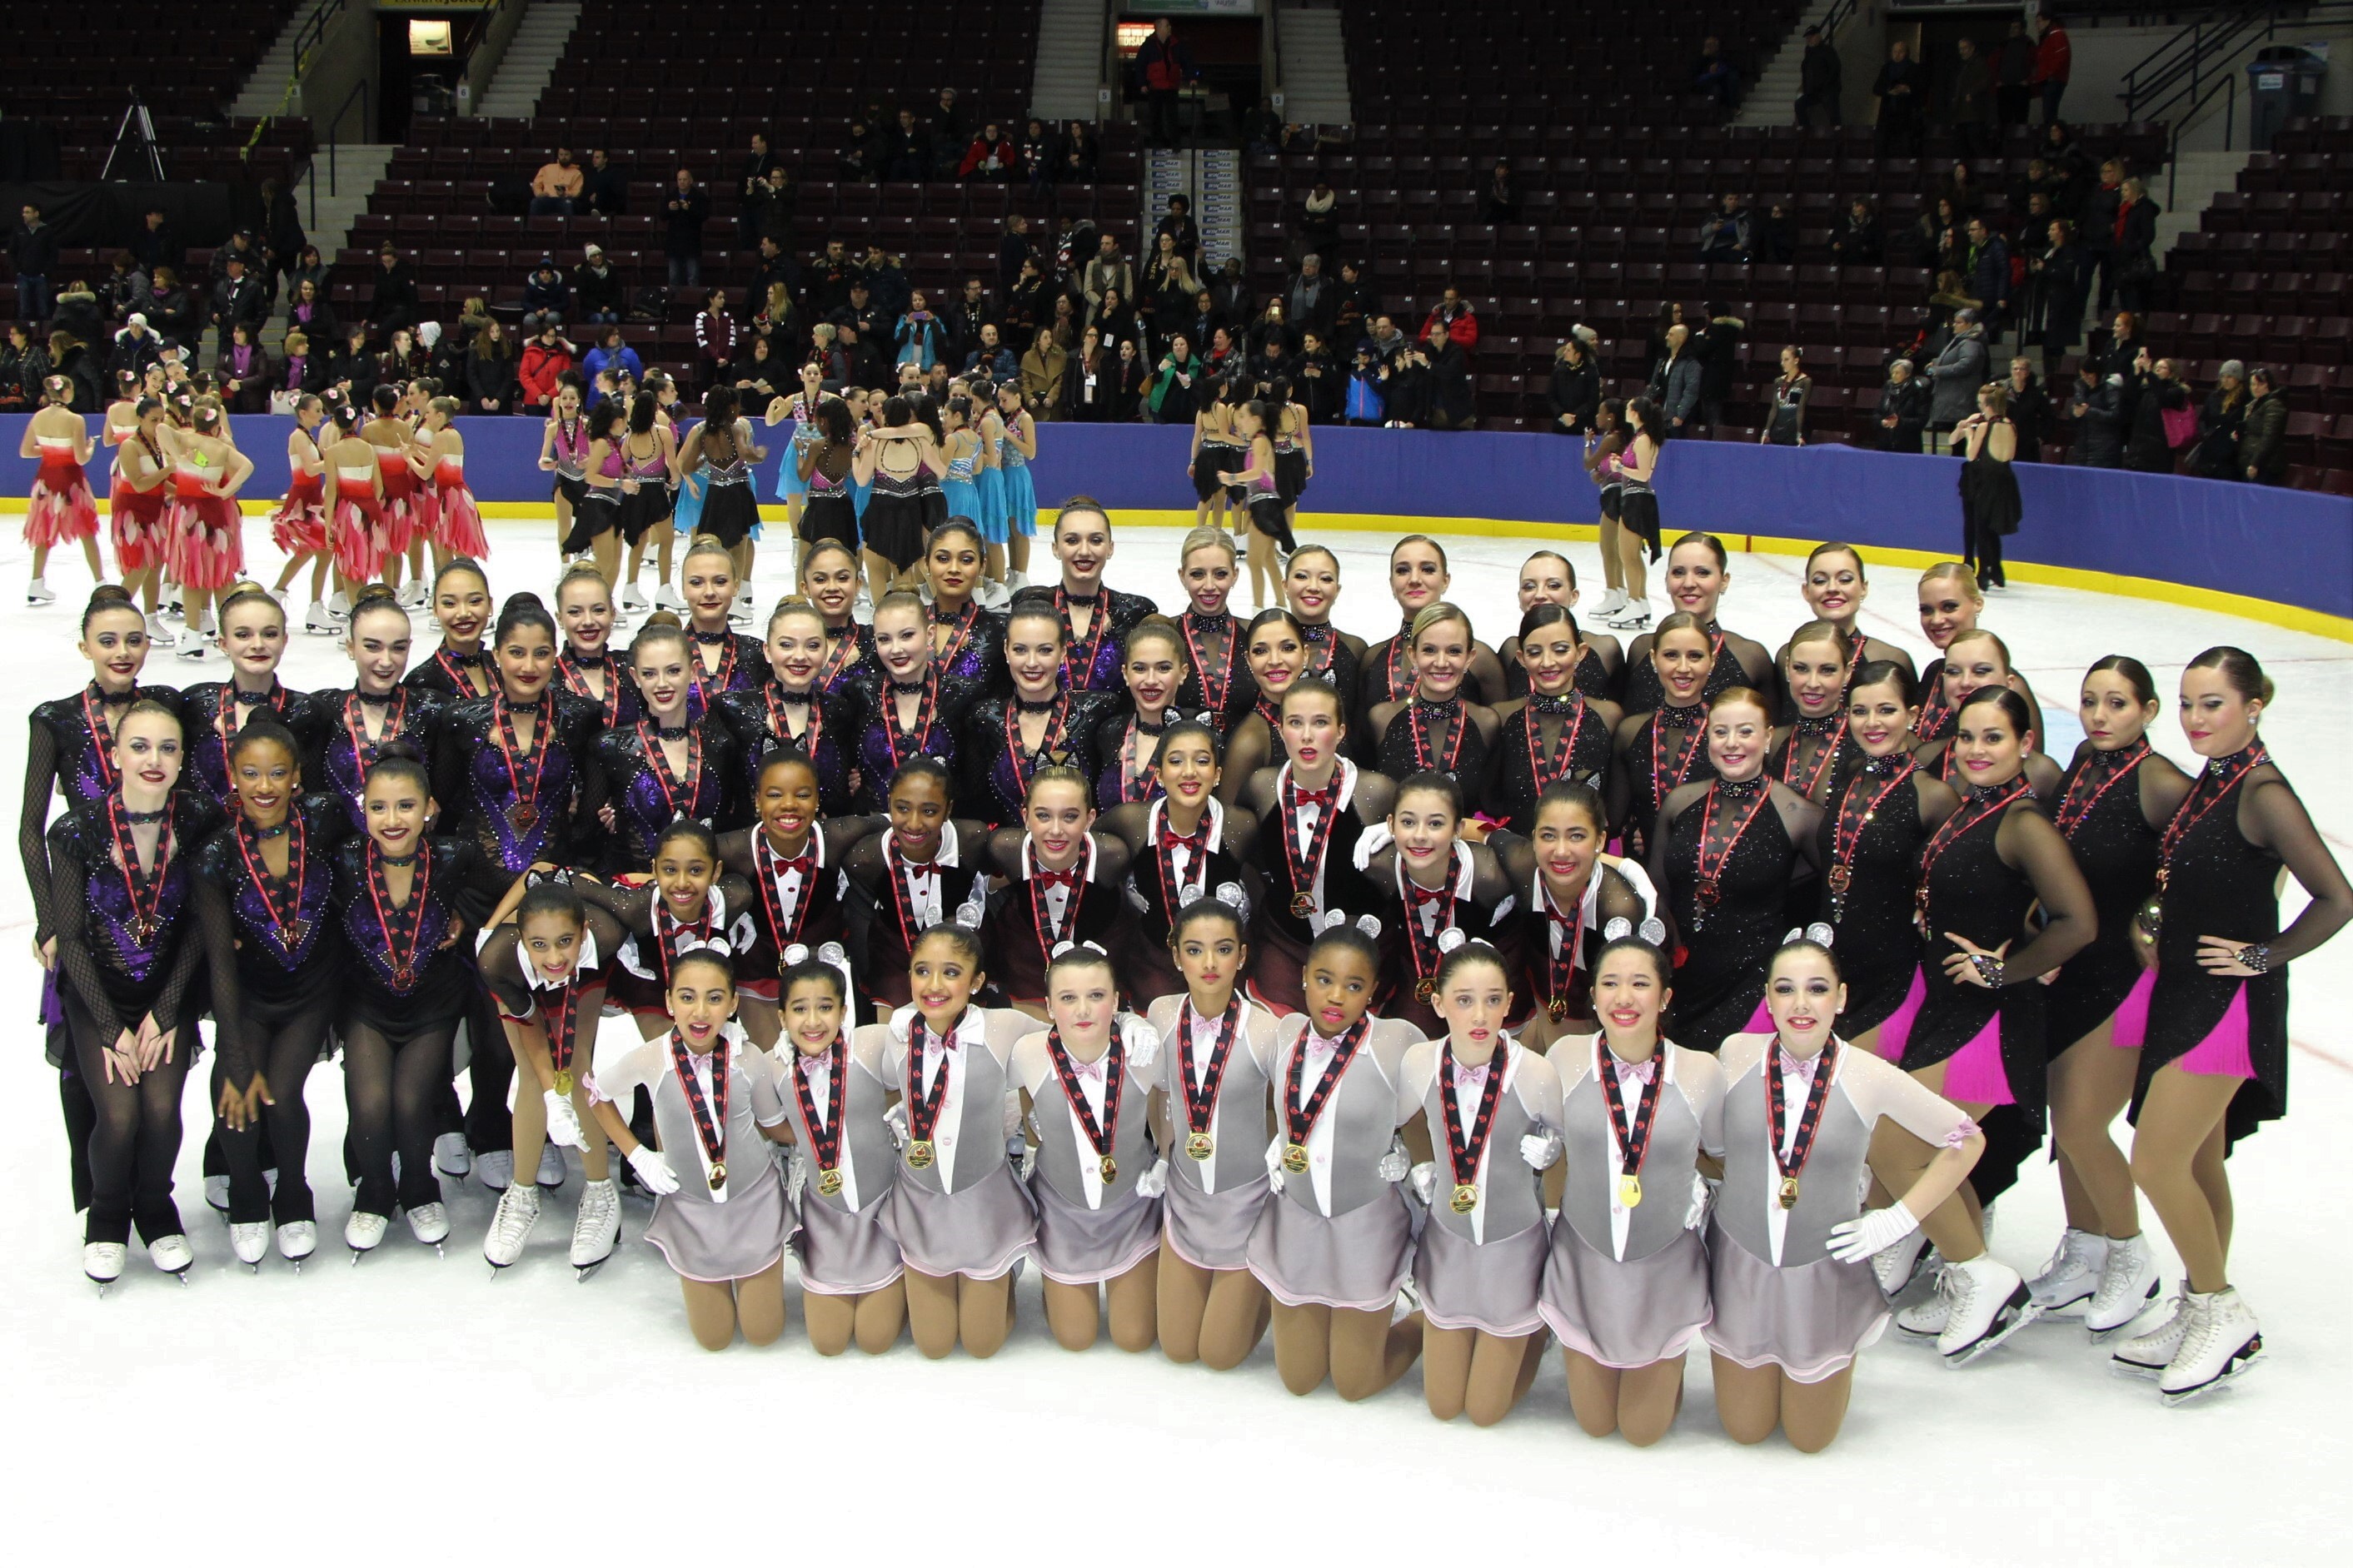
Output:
left=2121, top=1, right=2352, bottom=121
left=304, top=77, right=372, bottom=233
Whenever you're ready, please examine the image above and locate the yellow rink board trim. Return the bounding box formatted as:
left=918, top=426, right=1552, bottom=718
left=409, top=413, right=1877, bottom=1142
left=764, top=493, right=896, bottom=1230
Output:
left=58, top=500, right=2353, bottom=645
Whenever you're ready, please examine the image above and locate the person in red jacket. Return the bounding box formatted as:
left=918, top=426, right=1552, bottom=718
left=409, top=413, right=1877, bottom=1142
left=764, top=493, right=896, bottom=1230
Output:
left=2031, top=14, right=2071, bottom=126
left=518, top=323, right=576, bottom=412
left=959, top=123, right=1020, bottom=182
left=1418, top=286, right=1481, bottom=354
left=1136, top=17, right=1198, bottom=148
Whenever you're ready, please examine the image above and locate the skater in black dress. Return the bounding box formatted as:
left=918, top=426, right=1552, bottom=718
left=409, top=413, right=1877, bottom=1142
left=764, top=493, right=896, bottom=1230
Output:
left=1491, top=782, right=1651, bottom=1049
left=403, top=557, right=497, bottom=703
left=677, top=535, right=765, bottom=700
left=1046, top=501, right=1157, bottom=694
left=797, top=540, right=881, bottom=698
left=1770, top=619, right=1862, bottom=805
left=2112, top=650, right=2349, bottom=1400
left=1777, top=542, right=1917, bottom=699
left=714, top=599, right=861, bottom=819
left=2036, top=656, right=2192, bottom=1333
left=1497, top=550, right=1622, bottom=703
left=1880, top=687, right=2094, bottom=1366
left=958, top=597, right=1118, bottom=829
left=1651, top=687, right=1822, bottom=1053
left=178, top=585, right=328, bottom=814
left=1097, top=719, right=1257, bottom=1005
left=554, top=563, right=640, bottom=731
left=1217, top=609, right=1310, bottom=805
left=1618, top=533, right=1775, bottom=719
left=318, top=590, right=444, bottom=834
left=1912, top=628, right=2061, bottom=799
left=1816, top=661, right=1957, bottom=1059
left=1171, top=527, right=1257, bottom=736
left=921, top=520, right=1007, bottom=696
left=847, top=593, right=981, bottom=814
left=1484, top=605, right=1618, bottom=835
left=1094, top=617, right=1188, bottom=810
left=581, top=616, right=744, bottom=876
left=1357, top=535, right=1508, bottom=722
left=1366, top=603, right=1500, bottom=799
left=1953, top=385, right=2022, bottom=591
left=1281, top=545, right=1366, bottom=706
left=1361, top=769, right=1513, bottom=1037
left=1609, top=612, right=1719, bottom=858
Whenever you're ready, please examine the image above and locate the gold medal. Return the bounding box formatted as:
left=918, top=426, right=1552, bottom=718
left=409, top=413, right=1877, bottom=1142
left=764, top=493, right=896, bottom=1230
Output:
left=1280, top=1142, right=1309, bottom=1174
left=817, top=1167, right=843, bottom=1197
left=1290, top=892, right=1315, bottom=918
left=1547, top=996, right=1568, bottom=1022
left=707, top=1161, right=727, bottom=1192
left=1618, top=1172, right=1643, bottom=1209
left=1778, top=1174, right=1800, bottom=1210
left=906, top=1138, right=935, bottom=1170
left=1449, top=1182, right=1479, bottom=1214
left=1099, top=1153, right=1119, bottom=1183
left=1185, top=1130, right=1214, bottom=1161
left=1414, top=978, right=1435, bottom=1003
left=551, top=1068, right=574, bottom=1098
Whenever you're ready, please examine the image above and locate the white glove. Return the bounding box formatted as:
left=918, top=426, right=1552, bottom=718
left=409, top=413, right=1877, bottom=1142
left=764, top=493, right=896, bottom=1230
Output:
left=542, top=1089, right=584, bottom=1149
left=1827, top=1200, right=1919, bottom=1264
left=628, top=1144, right=680, bottom=1196
left=1351, top=822, right=1393, bottom=869
left=1408, top=1160, right=1436, bottom=1204
left=884, top=1102, right=910, bottom=1150
left=1001, top=1087, right=1026, bottom=1138
left=1519, top=1129, right=1563, bottom=1170
left=1685, top=1172, right=1717, bottom=1232
left=1263, top=1136, right=1289, bottom=1194
left=1376, top=1137, right=1410, bottom=1183
left=1134, top=1158, right=1169, bottom=1199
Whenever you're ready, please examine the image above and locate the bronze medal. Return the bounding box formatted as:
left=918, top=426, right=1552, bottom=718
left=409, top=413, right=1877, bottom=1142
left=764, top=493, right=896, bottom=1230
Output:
left=1618, top=1173, right=1643, bottom=1209
left=1290, top=891, right=1315, bottom=918
left=1099, top=1154, right=1119, bottom=1183
left=509, top=802, right=538, bottom=833
left=708, top=1161, right=727, bottom=1192
left=552, top=1068, right=575, bottom=1098
left=1414, top=978, right=1435, bottom=1003
left=1184, top=1130, right=1214, bottom=1161
left=1449, top=1182, right=1478, bottom=1215
left=1777, top=1174, right=1800, bottom=1210
left=906, top=1138, right=935, bottom=1169
left=1281, top=1142, right=1309, bottom=1174
left=283, top=918, right=307, bottom=950
left=817, top=1167, right=843, bottom=1197
left=1827, top=864, right=1851, bottom=894
left=1547, top=996, right=1569, bottom=1022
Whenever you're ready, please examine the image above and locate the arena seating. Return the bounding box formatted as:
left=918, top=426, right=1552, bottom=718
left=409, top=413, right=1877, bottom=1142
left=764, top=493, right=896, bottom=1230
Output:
left=2, top=4, right=295, bottom=121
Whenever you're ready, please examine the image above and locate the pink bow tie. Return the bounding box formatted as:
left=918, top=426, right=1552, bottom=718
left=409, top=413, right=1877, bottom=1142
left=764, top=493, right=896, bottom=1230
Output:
left=1067, top=1056, right=1107, bottom=1083
left=1610, top=1055, right=1658, bottom=1086
left=1777, top=1047, right=1822, bottom=1083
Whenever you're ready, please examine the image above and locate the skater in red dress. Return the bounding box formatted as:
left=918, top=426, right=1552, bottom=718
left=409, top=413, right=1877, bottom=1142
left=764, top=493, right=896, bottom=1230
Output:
left=322, top=404, right=388, bottom=592
left=270, top=395, right=333, bottom=634
left=20, top=377, right=104, bottom=605
left=408, top=396, right=489, bottom=565
left=161, top=405, right=254, bottom=659
left=109, top=398, right=172, bottom=635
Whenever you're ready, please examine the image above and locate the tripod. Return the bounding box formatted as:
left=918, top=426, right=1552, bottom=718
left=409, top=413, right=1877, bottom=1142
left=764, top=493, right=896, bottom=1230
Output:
left=101, top=91, right=166, bottom=182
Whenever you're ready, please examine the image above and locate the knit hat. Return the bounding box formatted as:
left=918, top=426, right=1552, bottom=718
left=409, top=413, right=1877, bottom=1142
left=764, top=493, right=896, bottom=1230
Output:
left=2219, top=358, right=2246, bottom=379
left=418, top=321, right=443, bottom=349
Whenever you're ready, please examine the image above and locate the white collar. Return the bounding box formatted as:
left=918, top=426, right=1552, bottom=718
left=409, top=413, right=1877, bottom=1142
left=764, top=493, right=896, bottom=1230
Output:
left=1277, top=757, right=1358, bottom=814
left=526, top=928, right=601, bottom=993
left=1399, top=839, right=1476, bottom=902
left=890, top=1003, right=978, bottom=1051
left=1145, top=793, right=1225, bottom=853
left=1021, top=831, right=1098, bottom=882
left=884, top=820, right=960, bottom=869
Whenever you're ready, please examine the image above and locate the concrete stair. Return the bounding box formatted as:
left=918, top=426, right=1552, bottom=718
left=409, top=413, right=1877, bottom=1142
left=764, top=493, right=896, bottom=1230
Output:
left=1032, top=0, right=1107, bottom=122
left=1733, top=0, right=1844, bottom=129
left=1276, top=5, right=1351, bottom=126
left=476, top=2, right=583, bottom=121
left=228, top=2, right=320, bottom=122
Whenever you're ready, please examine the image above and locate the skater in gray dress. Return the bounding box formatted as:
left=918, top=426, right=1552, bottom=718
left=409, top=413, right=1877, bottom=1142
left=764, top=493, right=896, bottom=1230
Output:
left=1245, top=921, right=1428, bottom=1401
left=865, top=923, right=1039, bottom=1358
left=1146, top=897, right=1282, bottom=1369
left=587, top=949, right=796, bottom=1351
left=1015, top=943, right=1167, bottom=1351
left=767, top=953, right=906, bottom=1356
left=1706, top=936, right=1987, bottom=1451
left=1399, top=938, right=1564, bottom=1426
left=1537, top=934, right=1724, bottom=1446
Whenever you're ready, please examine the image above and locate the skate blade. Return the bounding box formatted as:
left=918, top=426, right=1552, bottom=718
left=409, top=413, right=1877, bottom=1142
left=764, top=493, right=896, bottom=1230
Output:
left=2086, top=1284, right=2164, bottom=1342
left=1942, top=1295, right=2043, bottom=1367
left=2161, top=1339, right=2264, bottom=1406
left=574, top=1259, right=607, bottom=1282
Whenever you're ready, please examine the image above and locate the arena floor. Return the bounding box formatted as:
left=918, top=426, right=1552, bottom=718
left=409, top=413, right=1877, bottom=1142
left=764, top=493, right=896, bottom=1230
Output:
left=4, top=514, right=2348, bottom=1559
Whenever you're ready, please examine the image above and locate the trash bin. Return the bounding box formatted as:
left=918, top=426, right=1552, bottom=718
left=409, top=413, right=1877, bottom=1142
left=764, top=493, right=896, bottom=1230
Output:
left=2246, top=44, right=2327, bottom=152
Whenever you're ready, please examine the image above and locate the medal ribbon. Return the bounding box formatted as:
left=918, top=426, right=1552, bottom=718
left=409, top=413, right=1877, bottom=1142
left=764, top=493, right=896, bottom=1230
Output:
left=1118, top=719, right=1164, bottom=805
left=1176, top=996, right=1241, bottom=1138
left=2054, top=739, right=2151, bottom=839
left=930, top=602, right=978, bottom=671
left=1648, top=704, right=1705, bottom=808
left=691, top=631, right=740, bottom=695
left=1045, top=1026, right=1124, bottom=1170
left=341, top=688, right=408, bottom=784
left=650, top=894, right=718, bottom=990
left=636, top=720, right=705, bottom=823
left=881, top=674, right=939, bottom=774
left=216, top=681, right=288, bottom=791
left=1765, top=1037, right=1839, bottom=1194
left=1398, top=862, right=1455, bottom=994
left=882, top=836, right=932, bottom=958
left=1691, top=779, right=1772, bottom=922
left=1598, top=1040, right=1667, bottom=1177
left=364, top=841, right=432, bottom=988
left=82, top=684, right=128, bottom=790
left=1279, top=765, right=1344, bottom=921
left=1523, top=696, right=1588, bottom=792
left=1408, top=698, right=1467, bottom=774
left=491, top=695, right=553, bottom=826
left=1002, top=695, right=1069, bottom=796
left=1179, top=613, right=1237, bottom=718
left=765, top=684, right=825, bottom=765
left=1154, top=804, right=1209, bottom=918
left=107, top=794, right=174, bottom=943
left=1438, top=1047, right=1511, bottom=1189
left=815, top=626, right=861, bottom=690
left=1284, top=1016, right=1368, bottom=1150
left=1917, top=776, right=2030, bottom=928
left=1382, top=629, right=1411, bottom=702
left=561, top=653, right=622, bottom=728
left=754, top=830, right=817, bottom=953
left=1056, top=590, right=1109, bottom=689
left=792, top=1033, right=850, bottom=1175
left=668, top=1029, right=731, bottom=1179
left=543, top=978, right=581, bottom=1077
left=1779, top=715, right=1847, bottom=794
left=1543, top=878, right=1587, bottom=1012
left=1299, top=624, right=1338, bottom=682
left=232, top=812, right=307, bottom=958
left=436, top=646, right=491, bottom=696
left=904, top=1018, right=954, bottom=1145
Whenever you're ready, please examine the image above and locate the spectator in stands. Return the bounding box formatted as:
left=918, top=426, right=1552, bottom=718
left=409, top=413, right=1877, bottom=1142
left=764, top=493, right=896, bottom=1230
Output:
left=1829, top=199, right=1882, bottom=267
left=831, top=280, right=886, bottom=346
left=745, top=167, right=797, bottom=254
left=2032, top=13, right=2072, bottom=125
left=1284, top=255, right=1338, bottom=341
left=0, top=321, right=47, bottom=411
left=287, top=244, right=329, bottom=303
left=1209, top=256, right=1253, bottom=324
left=2191, top=361, right=2250, bottom=480
left=1252, top=329, right=1296, bottom=395
left=2236, top=367, right=2287, bottom=485
left=1083, top=233, right=1134, bottom=313
left=735, top=131, right=781, bottom=246
left=1937, top=161, right=1987, bottom=222
left=734, top=334, right=788, bottom=403
left=466, top=321, right=518, bottom=415
left=132, top=207, right=181, bottom=276
left=2005, top=357, right=2050, bottom=462
left=1138, top=17, right=1199, bottom=147
left=1950, top=38, right=1996, bottom=158
left=1425, top=322, right=1473, bottom=430
left=1003, top=257, right=1049, bottom=338
left=884, top=108, right=931, bottom=182
left=102, top=251, right=148, bottom=326
left=1021, top=328, right=1067, bottom=418
left=1203, top=324, right=1239, bottom=379
left=1690, top=36, right=1739, bottom=111
left=1873, top=40, right=1925, bottom=156
left=381, top=325, right=430, bottom=385
left=1064, top=325, right=1110, bottom=421
left=867, top=245, right=912, bottom=320
left=109, top=313, right=162, bottom=383
left=522, top=256, right=571, bottom=334
left=840, top=115, right=878, bottom=182
left=143, top=265, right=197, bottom=348
left=367, top=244, right=418, bottom=340
left=805, top=240, right=859, bottom=316
left=261, top=179, right=305, bottom=294
left=219, top=322, right=272, bottom=415
left=584, top=326, right=642, bottom=402
left=1019, top=120, right=1059, bottom=190
left=2066, top=363, right=2127, bottom=468
left=1061, top=122, right=1099, bottom=182
left=1418, top=286, right=1478, bottom=354
left=281, top=329, right=327, bottom=400
left=571, top=244, right=624, bottom=326
left=1875, top=358, right=1930, bottom=452
left=2081, top=159, right=2124, bottom=313
left=1144, top=241, right=1199, bottom=346
left=521, top=323, right=576, bottom=413
left=1963, top=218, right=2011, bottom=336
left=996, top=215, right=1039, bottom=299
left=1650, top=323, right=1702, bottom=433
left=1381, top=343, right=1433, bottom=428
left=283, top=275, right=336, bottom=346
left=1997, top=18, right=2036, bottom=127
left=1364, top=313, right=1410, bottom=367
left=11, top=203, right=58, bottom=323
left=1797, top=25, right=1842, bottom=127
left=208, top=253, right=267, bottom=367
left=1479, top=161, right=1520, bottom=224
left=47, top=331, right=101, bottom=411
left=1697, top=194, right=1752, bottom=263
left=1697, top=302, right=1744, bottom=429
left=946, top=276, right=994, bottom=363
left=2023, top=218, right=2083, bottom=376
left=966, top=321, right=1018, bottom=381
left=666, top=170, right=711, bottom=289
left=1344, top=342, right=1385, bottom=426
left=1548, top=332, right=1600, bottom=434
left=212, top=230, right=267, bottom=296
left=329, top=322, right=377, bottom=403
left=1148, top=332, right=1204, bottom=421
left=1296, top=328, right=1339, bottom=422
left=1925, top=309, right=1989, bottom=443
left=1753, top=202, right=1796, bottom=266
left=53, top=281, right=104, bottom=346
left=1295, top=181, right=1339, bottom=265
left=531, top=149, right=586, bottom=217
left=960, top=122, right=1019, bottom=182
left=2122, top=356, right=2191, bottom=474
left=423, top=320, right=466, bottom=389
left=754, top=281, right=802, bottom=358
left=585, top=148, right=627, bottom=217
left=1177, top=289, right=1222, bottom=358
left=1329, top=259, right=1373, bottom=346
left=1915, top=199, right=1966, bottom=275
left=932, top=88, right=970, bottom=176
left=2111, top=176, right=2160, bottom=315
left=2094, top=311, right=2145, bottom=385
left=1154, top=195, right=1199, bottom=270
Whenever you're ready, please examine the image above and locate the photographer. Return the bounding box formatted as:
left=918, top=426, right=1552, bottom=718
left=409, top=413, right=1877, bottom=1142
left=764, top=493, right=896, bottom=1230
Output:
left=1147, top=331, right=1204, bottom=423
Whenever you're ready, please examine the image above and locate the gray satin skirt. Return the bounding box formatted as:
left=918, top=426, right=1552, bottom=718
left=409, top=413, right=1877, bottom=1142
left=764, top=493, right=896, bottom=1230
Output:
left=642, top=1162, right=794, bottom=1284
left=1414, top=1213, right=1549, bottom=1337
left=880, top=1161, right=1037, bottom=1281
left=1538, top=1218, right=1711, bottom=1368
left=1163, top=1169, right=1273, bottom=1272
left=1029, top=1175, right=1163, bottom=1285
left=1700, top=1218, right=1887, bottom=1383
left=1245, top=1185, right=1413, bottom=1312
left=791, top=1191, right=905, bottom=1296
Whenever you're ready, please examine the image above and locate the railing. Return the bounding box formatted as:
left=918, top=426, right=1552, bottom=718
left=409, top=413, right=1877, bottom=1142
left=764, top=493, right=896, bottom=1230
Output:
left=304, top=77, right=372, bottom=233
left=1100, top=0, right=1122, bottom=125
left=2116, top=0, right=2352, bottom=204
left=241, top=0, right=353, bottom=169
left=457, top=0, right=531, bottom=117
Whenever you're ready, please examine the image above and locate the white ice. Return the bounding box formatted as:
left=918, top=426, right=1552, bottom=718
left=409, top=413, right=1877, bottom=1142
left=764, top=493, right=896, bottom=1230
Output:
left=3, top=515, right=2349, bottom=1559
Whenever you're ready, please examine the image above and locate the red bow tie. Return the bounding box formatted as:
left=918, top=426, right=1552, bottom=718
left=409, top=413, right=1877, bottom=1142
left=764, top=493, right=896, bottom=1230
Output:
left=1405, top=879, right=1451, bottom=908
left=1159, top=826, right=1206, bottom=854
left=1034, top=867, right=1079, bottom=893
left=1293, top=784, right=1337, bottom=809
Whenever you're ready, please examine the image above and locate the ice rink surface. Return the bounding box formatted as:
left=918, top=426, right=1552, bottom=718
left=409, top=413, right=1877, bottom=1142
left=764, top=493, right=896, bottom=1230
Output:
left=3, top=515, right=2348, bottom=1559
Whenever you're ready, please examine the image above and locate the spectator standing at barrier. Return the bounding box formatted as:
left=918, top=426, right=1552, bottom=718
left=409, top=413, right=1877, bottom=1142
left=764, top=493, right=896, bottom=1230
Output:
left=1830, top=198, right=1882, bottom=266
left=531, top=149, right=585, bottom=217
left=1876, top=358, right=1930, bottom=453
left=1963, top=219, right=2011, bottom=338
left=1950, top=38, right=1996, bottom=158
left=1797, top=26, right=1842, bottom=127
left=12, top=202, right=58, bottom=323
left=583, top=327, right=642, bottom=401
left=1137, top=17, right=1198, bottom=147
left=665, top=170, right=710, bottom=289
left=2123, top=356, right=2191, bottom=475
left=1697, top=302, right=1743, bottom=430
left=574, top=244, right=624, bottom=325
left=2237, top=367, right=2288, bottom=485
left=1425, top=321, right=1474, bottom=430
left=2066, top=363, right=2126, bottom=468
left=2191, top=361, right=2249, bottom=480
left=2004, top=356, right=2051, bottom=463
left=1653, top=323, right=1702, bottom=433
left=1873, top=41, right=1924, bottom=156
left=520, top=324, right=575, bottom=413
left=1149, top=332, right=1204, bottom=423
left=1997, top=19, right=2036, bottom=127
left=1691, top=36, right=1739, bottom=110
left=1924, top=309, right=1988, bottom=445
left=1549, top=333, right=1599, bottom=433
left=368, top=244, right=418, bottom=341
left=1382, top=341, right=1433, bottom=427
left=584, top=148, right=627, bottom=217
left=2031, top=13, right=2072, bottom=125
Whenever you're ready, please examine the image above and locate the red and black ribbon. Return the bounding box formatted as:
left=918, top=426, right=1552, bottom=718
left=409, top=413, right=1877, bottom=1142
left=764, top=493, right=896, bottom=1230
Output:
left=1176, top=996, right=1241, bottom=1141
left=648, top=894, right=719, bottom=991
left=1648, top=704, right=1707, bottom=809
left=1827, top=757, right=1917, bottom=918
left=753, top=830, right=816, bottom=953
left=880, top=674, right=940, bottom=774
left=491, top=694, right=553, bottom=833
left=2055, top=739, right=2151, bottom=839
left=436, top=645, right=493, bottom=697
left=82, top=684, right=129, bottom=791
left=1598, top=1040, right=1667, bottom=1179
left=1001, top=694, right=1070, bottom=795
left=1056, top=590, right=1110, bottom=689
left=106, top=794, right=175, bottom=946
left=1044, top=1025, right=1124, bottom=1172
left=930, top=600, right=980, bottom=671
left=1279, top=766, right=1344, bottom=921
left=636, top=720, right=705, bottom=823
left=1779, top=714, right=1847, bottom=795
left=904, top=1018, right=954, bottom=1147
left=215, top=681, right=289, bottom=791
left=1523, top=696, right=1588, bottom=793
left=765, top=684, right=825, bottom=764
left=543, top=978, right=583, bottom=1078
left=1765, top=1038, right=1839, bottom=1197
left=560, top=652, right=623, bottom=728
left=2156, top=743, right=2269, bottom=895
left=1284, top=1016, right=1368, bottom=1151
left=1406, top=698, right=1467, bottom=775
left=363, top=840, right=432, bottom=988
left=1690, top=779, right=1772, bottom=929
left=1154, top=807, right=1209, bottom=918
left=669, top=1028, right=732, bottom=1182
left=232, top=811, right=307, bottom=958
left=1916, top=776, right=2031, bottom=933
left=792, top=1033, right=850, bottom=1177
left=1179, top=611, right=1238, bottom=718
left=341, top=688, right=409, bottom=779
left=1438, top=1047, right=1511, bottom=1190
left=882, top=836, right=934, bottom=958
